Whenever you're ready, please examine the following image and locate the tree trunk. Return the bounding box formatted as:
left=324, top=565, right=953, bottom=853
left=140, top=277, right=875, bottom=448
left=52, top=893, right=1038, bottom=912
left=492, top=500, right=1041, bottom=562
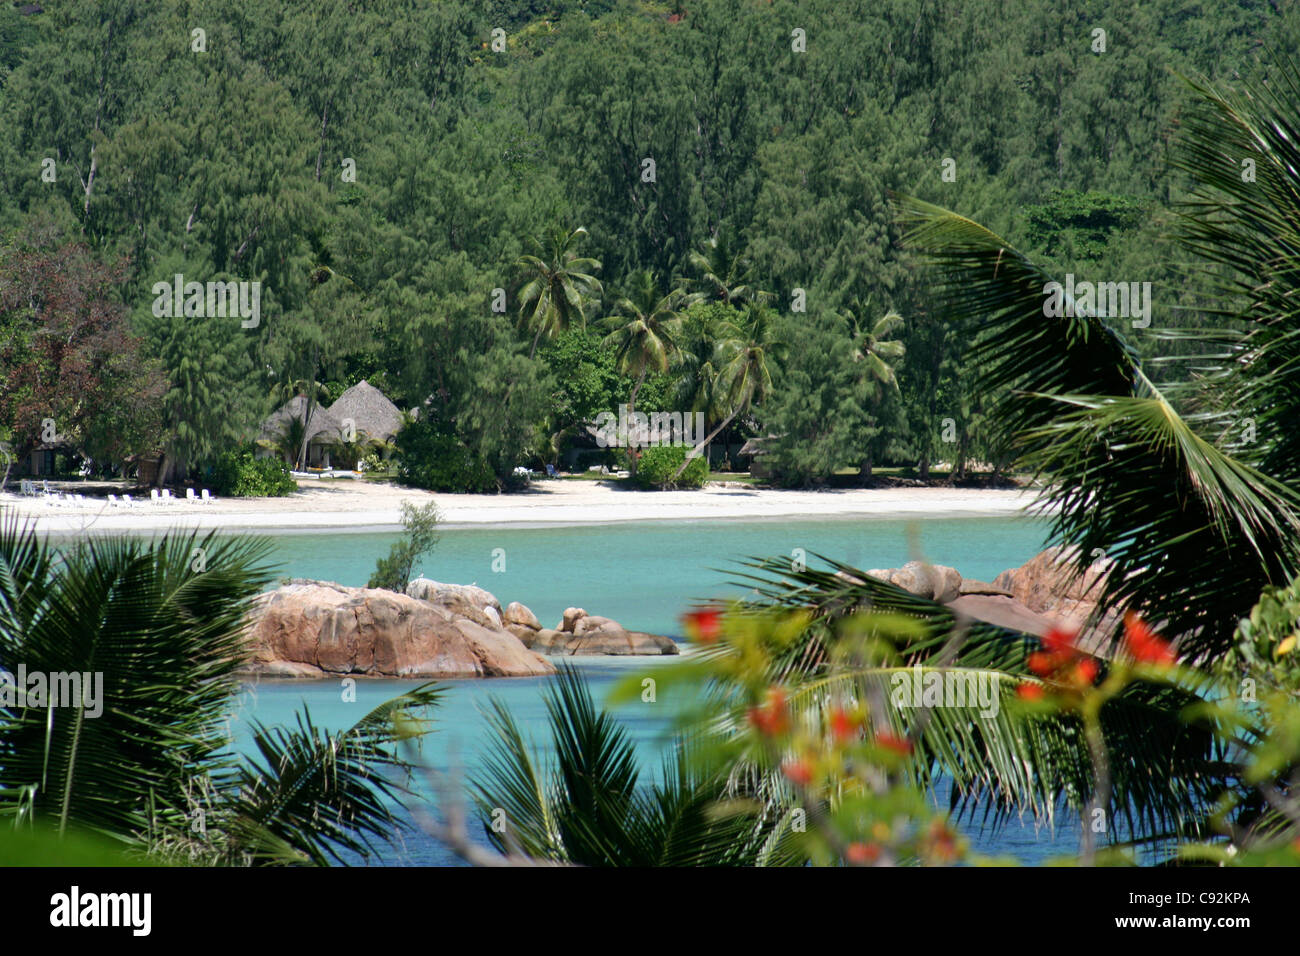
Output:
left=669, top=410, right=735, bottom=484
left=626, top=368, right=646, bottom=477
left=859, top=449, right=873, bottom=483
left=296, top=351, right=321, bottom=471
left=297, top=401, right=313, bottom=471
left=314, top=103, right=330, bottom=182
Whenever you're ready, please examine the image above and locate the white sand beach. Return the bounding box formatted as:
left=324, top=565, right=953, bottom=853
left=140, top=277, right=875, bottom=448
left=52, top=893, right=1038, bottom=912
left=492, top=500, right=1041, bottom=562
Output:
left=2, top=479, right=1039, bottom=535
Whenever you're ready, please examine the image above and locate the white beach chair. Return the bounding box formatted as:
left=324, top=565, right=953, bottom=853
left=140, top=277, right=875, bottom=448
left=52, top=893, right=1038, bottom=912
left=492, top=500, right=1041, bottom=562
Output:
left=200, top=488, right=215, bottom=504
left=186, top=488, right=199, bottom=502
left=150, top=489, right=162, bottom=505
left=122, top=494, right=136, bottom=508
left=108, top=494, right=120, bottom=507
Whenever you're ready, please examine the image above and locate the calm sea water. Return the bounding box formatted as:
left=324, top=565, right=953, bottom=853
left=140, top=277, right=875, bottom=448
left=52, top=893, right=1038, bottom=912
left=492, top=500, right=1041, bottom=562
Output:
left=230, top=515, right=1082, bottom=865
left=261, top=515, right=1051, bottom=636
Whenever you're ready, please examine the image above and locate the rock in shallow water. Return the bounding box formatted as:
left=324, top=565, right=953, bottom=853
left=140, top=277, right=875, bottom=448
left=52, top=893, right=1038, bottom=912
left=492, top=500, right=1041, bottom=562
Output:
left=503, top=601, right=541, bottom=630
left=244, top=582, right=553, bottom=678
left=244, top=579, right=679, bottom=675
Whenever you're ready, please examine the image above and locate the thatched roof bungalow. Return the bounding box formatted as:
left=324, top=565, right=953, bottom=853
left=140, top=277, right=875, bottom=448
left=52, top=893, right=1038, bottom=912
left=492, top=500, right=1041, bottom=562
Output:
left=259, top=395, right=345, bottom=468
left=327, top=380, right=404, bottom=446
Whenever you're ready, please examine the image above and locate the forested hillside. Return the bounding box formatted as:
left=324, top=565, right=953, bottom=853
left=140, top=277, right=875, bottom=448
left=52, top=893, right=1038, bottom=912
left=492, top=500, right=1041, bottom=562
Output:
left=2, top=0, right=1296, bottom=488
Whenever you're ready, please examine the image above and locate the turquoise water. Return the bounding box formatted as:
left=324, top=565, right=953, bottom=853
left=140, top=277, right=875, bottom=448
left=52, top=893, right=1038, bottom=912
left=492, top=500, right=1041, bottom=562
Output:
left=262, top=515, right=1050, bottom=636
left=227, top=515, right=1082, bottom=865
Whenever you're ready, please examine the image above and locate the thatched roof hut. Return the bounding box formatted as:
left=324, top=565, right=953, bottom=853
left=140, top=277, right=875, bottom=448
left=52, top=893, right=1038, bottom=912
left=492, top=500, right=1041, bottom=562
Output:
left=260, top=395, right=345, bottom=445
left=327, top=380, right=404, bottom=444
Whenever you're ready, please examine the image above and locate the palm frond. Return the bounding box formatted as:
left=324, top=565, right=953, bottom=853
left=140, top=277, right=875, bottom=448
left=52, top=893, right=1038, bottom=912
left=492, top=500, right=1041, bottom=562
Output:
left=728, top=554, right=1229, bottom=851
left=897, top=195, right=1139, bottom=448
left=1021, top=386, right=1300, bottom=658
left=223, top=683, right=442, bottom=866
left=0, top=524, right=275, bottom=840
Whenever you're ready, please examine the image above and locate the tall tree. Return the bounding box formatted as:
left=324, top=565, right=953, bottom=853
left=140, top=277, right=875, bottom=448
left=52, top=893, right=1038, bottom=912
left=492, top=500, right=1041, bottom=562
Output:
left=670, top=302, right=783, bottom=482
left=601, top=270, right=683, bottom=473
left=843, top=299, right=906, bottom=478
left=515, top=225, right=603, bottom=358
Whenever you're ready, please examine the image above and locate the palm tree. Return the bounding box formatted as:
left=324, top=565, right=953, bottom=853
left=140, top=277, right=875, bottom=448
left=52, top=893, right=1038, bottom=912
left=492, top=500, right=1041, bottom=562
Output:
left=728, top=554, right=1225, bottom=859
left=516, top=226, right=603, bottom=358
left=0, top=513, right=440, bottom=865
left=842, top=298, right=906, bottom=479
left=266, top=376, right=330, bottom=470
left=671, top=309, right=728, bottom=465
left=682, top=230, right=770, bottom=308
left=259, top=415, right=308, bottom=467
left=669, top=303, right=785, bottom=484
left=468, top=61, right=1300, bottom=867
left=469, top=667, right=782, bottom=866
left=602, top=271, right=684, bottom=474
left=726, top=61, right=1300, bottom=856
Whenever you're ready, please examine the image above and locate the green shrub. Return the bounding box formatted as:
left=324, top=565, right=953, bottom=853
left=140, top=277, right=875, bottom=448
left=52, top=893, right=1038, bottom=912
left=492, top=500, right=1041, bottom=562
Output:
left=634, top=444, right=708, bottom=489
left=368, top=501, right=441, bottom=592
left=209, top=446, right=298, bottom=497
left=394, top=417, right=496, bottom=493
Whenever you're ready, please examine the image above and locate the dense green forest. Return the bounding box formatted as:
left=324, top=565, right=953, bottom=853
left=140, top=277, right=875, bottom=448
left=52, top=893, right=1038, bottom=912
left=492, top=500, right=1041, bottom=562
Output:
left=2, top=0, right=1297, bottom=489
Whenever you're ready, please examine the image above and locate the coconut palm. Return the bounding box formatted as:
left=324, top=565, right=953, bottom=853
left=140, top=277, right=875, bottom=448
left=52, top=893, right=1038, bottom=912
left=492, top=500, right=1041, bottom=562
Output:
left=721, top=61, right=1300, bottom=856
left=266, top=376, right=331, bottom=470
left=469, top=666, right=782, bottom=866
left=669, top=302, right=785, bottom=483
left=845, top=299, right=905, bottom=392
left=601, top=271, right=684, bottom=474
left=475, top=61, right=1300, bottom=867
left=670, top=308, right=729, bottom=465
left=841, top=298, right=905, bottom=478
left=0, top=513, right=440, bottom=865
left=516, top=225, right=603, bottom=358
left=602, top=271, right=684, bottom=410
left=682, top=230, right=770, bottom=308
left=259, top=414, right=308, bottom=467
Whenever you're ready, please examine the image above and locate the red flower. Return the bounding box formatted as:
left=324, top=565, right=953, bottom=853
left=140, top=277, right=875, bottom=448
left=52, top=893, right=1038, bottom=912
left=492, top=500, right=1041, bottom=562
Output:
left=782, top=757, right=813, bottom=786
left=1027, top=625, right=1101, bottom=690
left=748, top=687, right=789, bottom=736
left=1072, top=658, right=1099, bottom=687
left=682, top=607, right=723, bottom=643
left=1017, top=682, right=1045, bottom=701
left=926, top=819, right=959, bottom=862
left=845, top=842, right=881, bottom=865
left=1042, top=626, right=1078, bottom=654
left=1124, top=613, right=1175, bottom=665
left=829, top=707, right=858, bottom=743
left=875, top=732, right=912, bottom=756
left=1027, top=651, right=1056, bottom=677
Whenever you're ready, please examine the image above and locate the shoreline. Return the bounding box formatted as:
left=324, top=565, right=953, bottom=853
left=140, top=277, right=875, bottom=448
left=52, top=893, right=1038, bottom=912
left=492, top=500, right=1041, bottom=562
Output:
left=2, top=480, right=1041, bottom=535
